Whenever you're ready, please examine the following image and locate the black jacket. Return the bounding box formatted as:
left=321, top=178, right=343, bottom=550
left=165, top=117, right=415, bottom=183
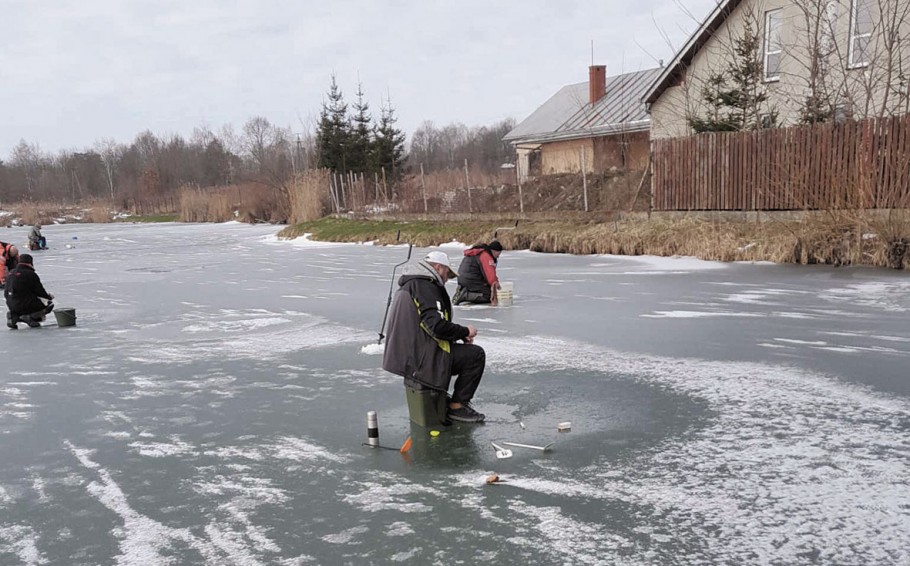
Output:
left=382, top=260, right=470, bottom=391
left=4, top=264, right=51, bottom=313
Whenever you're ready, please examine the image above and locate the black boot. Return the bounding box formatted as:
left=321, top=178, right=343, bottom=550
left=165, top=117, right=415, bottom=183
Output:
left=18, top=314, right=41, bottom=328
left=6, top=312, right=17, bottom=330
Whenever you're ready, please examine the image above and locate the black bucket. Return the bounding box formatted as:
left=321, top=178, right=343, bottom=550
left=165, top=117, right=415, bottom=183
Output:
left=53, top=308, right=77, bottom=328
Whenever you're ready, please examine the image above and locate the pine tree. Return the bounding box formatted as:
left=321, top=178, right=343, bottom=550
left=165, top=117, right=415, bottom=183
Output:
left=373, top=95, right=406, bottom=179
left=349, top=83, right=374, bottom=173
left=316, top=74, right=351, bottom=172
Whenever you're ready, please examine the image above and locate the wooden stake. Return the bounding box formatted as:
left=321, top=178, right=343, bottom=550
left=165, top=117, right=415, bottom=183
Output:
left=464, top=158, right=472, bottom=213
left=517, top=167, right=524, bottom=215
left=581, top=148, right=589, bottom=212
left=420, top=163, right=428, bottom=213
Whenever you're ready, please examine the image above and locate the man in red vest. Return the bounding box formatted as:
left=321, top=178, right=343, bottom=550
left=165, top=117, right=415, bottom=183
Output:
left=0, top=241, right=20, bottom=289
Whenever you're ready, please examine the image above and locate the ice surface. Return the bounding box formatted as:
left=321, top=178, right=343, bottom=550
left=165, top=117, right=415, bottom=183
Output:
left=0, top=222, right=908, bottom=565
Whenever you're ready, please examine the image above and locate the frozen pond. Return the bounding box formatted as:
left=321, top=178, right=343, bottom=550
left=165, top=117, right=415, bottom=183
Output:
left=1, top=222, right=908, bottom=565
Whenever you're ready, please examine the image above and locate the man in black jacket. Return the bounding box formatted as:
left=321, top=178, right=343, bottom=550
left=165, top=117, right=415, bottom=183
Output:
left=5, top=254, right=54, bottom=329
left=382, top=251, right=487, bottom=423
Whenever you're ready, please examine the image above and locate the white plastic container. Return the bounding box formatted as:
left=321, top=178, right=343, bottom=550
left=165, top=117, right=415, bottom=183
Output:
left=497, top=281, right=514, bottom=306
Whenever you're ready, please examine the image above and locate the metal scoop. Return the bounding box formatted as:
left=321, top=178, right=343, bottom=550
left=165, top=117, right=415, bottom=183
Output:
left=501, top=441, right=554, bottom=452
left=490, top=441, right=513, bottom=459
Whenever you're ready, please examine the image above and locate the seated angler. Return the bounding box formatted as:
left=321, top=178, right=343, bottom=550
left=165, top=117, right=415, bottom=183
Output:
left=28, top=223, right=47, bottom=250
left=383, top=251, right=487, bottom=423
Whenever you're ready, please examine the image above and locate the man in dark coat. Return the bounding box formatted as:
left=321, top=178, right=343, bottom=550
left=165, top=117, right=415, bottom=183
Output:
left=453, top=240, right=503, bottom=306
left=5, top=254, right=54, bottom=329
left=382, top=251, right=487, bottom=423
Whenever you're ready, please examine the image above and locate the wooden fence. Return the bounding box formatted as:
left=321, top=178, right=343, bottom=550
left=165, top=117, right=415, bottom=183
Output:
left=652, top=115, right=910, bottom=211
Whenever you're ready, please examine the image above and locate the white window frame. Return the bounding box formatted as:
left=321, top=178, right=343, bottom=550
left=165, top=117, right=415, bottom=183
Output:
left=764, top=9, right=783, bottom=82
left=848, top=0, right=874, bottom=69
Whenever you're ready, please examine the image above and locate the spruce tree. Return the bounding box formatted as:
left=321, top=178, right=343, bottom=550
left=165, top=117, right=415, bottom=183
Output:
left=349, top=83, right=374, bottom=173
left=689, top=21, right=777, bottom=133
left=373, top=95, right=406, bottom=179
left=316, top=74, right=351, bottom=172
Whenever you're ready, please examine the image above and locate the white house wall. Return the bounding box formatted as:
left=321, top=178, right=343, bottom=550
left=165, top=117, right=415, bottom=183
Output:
left=650, top=0, right=910, bottom=140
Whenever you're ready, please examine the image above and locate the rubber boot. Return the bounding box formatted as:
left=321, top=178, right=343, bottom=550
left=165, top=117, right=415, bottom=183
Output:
left=19, top=312, right=42, bottom=328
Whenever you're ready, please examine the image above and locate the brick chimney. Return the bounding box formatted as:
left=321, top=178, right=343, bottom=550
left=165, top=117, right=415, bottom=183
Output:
left=589, top=65, right=606, bottom=105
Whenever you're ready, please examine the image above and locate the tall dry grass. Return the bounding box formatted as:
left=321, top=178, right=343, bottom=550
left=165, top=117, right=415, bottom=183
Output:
left=482, top=214, right=909, bottom=269
left=84, top=204, right=113, bottom=223
left=179, top=183, right=289, bottom=223
left=288, top=170, right=330, bottom=223
left=179, top=187, right=233, bottom=222
left=17, top=202, right=42, bottom=225
left=2, top=199, right=115, bottom=225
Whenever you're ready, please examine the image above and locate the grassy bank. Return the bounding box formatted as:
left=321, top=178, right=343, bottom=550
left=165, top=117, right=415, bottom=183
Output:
left=279, top=214, right=910, bottom=270
left=114, top=214, right=179, bottom=223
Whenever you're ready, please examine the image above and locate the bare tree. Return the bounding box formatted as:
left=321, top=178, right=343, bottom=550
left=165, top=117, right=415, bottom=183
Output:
left=10, top=140, right=42, bottom=198
left=242, top=116, right=294, bottom=196
left=95, top=138, right=122, bottom=199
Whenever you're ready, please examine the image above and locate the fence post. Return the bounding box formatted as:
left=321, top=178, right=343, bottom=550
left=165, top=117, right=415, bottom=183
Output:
left=420, top=163, right=428, bottom=213
left=580, top=148, right=589, bottom=212
left=339, top=173, right=346, bottom=210
left=329, top=173, right=339, bottom=213
left=374, top=172, right=380, bottom=206
left=464, top=158, right=472, bottom=213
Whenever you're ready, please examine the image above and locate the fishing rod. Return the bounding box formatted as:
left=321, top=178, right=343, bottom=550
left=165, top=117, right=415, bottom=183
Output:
left=493, top=219, right=520, bottom=239
left=377, top=230, right=412, bottom=345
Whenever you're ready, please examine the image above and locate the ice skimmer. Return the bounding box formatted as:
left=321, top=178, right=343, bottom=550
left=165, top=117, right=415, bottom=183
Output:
left=490, top=441, right=513, bottom=459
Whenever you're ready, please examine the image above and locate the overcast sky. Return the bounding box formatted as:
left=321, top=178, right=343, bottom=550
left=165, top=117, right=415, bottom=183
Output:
left=0, top=0, right=718, bottom=157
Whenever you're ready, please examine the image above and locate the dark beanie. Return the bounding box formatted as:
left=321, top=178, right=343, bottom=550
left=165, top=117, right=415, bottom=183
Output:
left=489, top=240, right=503, bottom=252
left=19, top=253, right=33, bottom=264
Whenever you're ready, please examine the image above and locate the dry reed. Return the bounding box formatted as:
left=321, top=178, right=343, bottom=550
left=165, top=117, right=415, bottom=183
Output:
left=179, top=183, right=288, bottom=223
left=287, top=170, right=330, bottom=223
left=494, top=214, right=908, bottom=269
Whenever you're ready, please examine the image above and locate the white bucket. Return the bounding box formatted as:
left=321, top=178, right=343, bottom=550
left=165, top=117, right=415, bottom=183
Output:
left=497, top=281, right=514, bottom=306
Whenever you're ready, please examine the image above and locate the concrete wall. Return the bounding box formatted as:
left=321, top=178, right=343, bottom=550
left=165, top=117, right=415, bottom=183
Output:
left=650, top=0, right=910, bottom=140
